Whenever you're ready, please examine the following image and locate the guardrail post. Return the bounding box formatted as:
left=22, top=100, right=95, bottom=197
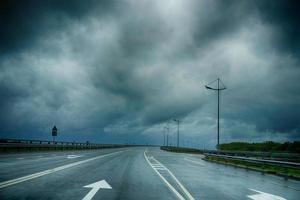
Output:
left=284, top=166, right=289, bottom=180
left=261, top=161, right=265, bottom=175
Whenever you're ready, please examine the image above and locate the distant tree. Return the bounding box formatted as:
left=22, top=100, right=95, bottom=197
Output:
left=219, top=141, right=300, bottom=153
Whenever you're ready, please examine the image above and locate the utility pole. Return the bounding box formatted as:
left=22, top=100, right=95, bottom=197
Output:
left=205, top=78, right=226, bottom=150
left=173, top=119, right=181, bottom=147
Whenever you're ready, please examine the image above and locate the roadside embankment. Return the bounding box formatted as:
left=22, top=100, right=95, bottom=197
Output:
left=160, top=146, right=300, bottom=180
left=204, top=154, right=300, bottom=180
left=160, top=146, right=204, bottom=154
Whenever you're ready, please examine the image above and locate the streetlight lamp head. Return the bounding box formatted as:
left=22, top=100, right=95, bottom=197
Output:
left=205, top=85, right=213, bottom=90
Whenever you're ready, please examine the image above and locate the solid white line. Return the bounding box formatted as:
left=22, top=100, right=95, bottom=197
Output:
left=0, top=150, right=125, bottom=189
left=184, top=157, right=205, bottom=166
left=151, top=156, right=195, bottom=200
left=144, top=150, right=185, bottom=200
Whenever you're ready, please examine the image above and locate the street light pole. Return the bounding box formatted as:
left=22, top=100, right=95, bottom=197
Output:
left=205, top=78, right=226, bottom=150
left=163, top=129, right=165, bottom=146
left=173, top=119, right=181, bottom=147
left=166, top=133, right=169, bottom=146
left=217, top=79, right=220, bottom=148
left=164, top=125, right=169, bottom=147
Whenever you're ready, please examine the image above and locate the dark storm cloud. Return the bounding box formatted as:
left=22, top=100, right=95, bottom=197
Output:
left=0, top=0, right=116, bottom=54
left=254, top=0, right=300, bottom=57
left=0, top=0, right=299, bottom=145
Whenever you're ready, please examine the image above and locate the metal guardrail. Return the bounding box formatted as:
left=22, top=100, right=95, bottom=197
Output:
left=205, top=153, right=300, bottom=169
left=204, top=149, right=300, bottom=158
left=0, top=138, right=132, bottom=151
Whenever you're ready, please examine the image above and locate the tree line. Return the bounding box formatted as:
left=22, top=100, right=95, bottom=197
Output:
left=219, top=141, right=300, bottom=153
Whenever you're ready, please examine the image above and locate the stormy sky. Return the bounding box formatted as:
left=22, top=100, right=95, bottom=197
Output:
left=0, top=0, right=299, bottom=148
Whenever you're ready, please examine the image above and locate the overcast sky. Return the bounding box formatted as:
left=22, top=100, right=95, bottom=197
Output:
left=0, top=0, right=299, bottom=148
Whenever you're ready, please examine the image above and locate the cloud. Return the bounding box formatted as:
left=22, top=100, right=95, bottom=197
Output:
left=0, top=0, right=299, bottom=146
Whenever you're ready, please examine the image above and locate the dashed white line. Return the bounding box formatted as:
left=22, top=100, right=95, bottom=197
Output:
left=67, top=155, right=82, bottom=159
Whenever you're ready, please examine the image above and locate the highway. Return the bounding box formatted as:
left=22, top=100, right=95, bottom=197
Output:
left=0, top=147, right=299, bottom=200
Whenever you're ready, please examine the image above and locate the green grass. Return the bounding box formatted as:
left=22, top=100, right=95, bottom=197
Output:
left=205, top=155, right=300, bottom=180
left=160, top=146, right=204, bottom=154
left=219, top=141, right=300, bottom=153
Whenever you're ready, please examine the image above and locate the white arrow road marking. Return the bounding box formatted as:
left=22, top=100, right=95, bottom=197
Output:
left=248, top=189, right=286, bottom=200
left=67, top=155, right=82, bottom=159
left=82, top=180, right=112, bottom=200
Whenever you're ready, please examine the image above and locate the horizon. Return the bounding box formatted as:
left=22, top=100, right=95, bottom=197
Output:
left=0, top=0, right=300, bottom=149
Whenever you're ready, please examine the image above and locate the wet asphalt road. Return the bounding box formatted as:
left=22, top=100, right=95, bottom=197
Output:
left=0, top=147, right=299, bottom=200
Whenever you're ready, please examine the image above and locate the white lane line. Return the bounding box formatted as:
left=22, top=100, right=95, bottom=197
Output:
left=152, top=164, right=163, bottom=167
left=154, top=167, right=166, bottom=170
left=17, top=158, right=24, bottom=160
left=248, top=188, right=286, bottom=200
left=0, top=150, right=125, bottom=189
left=144, top=150, right=195, bottom=200
left=144, top=150, right=185, bottom=200
left=151, top=156, right=195, bottom=200
left=184, top=157, right=205, bottom=166
left=67, top=155, right=82, bottom=159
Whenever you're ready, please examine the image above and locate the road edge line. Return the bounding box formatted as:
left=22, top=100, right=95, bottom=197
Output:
left=144, top=149, right=185, bottom=200
left=151, top=156, right=195, bottom=200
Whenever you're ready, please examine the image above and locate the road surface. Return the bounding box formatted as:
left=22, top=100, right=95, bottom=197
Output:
left=0, top=147, right=299, bottom=199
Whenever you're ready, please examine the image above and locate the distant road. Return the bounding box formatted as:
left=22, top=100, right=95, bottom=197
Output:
left=0, top=147, right=299, bottom=199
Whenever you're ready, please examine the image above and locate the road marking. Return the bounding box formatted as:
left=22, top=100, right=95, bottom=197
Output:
left=144, top=149, right=195, bottom=200
left=0, top=150, right=125, bottom=189
left=17, top=158, right=24, bottom=160
left=184, top=157, right=205, bottom=166
left=82, top=180, right=112, bottom=200
left=154, top=167, right=166, bottom=170
left=248, top=189, right=286, bottom=200
left=67, top=155, right=82, bottom=159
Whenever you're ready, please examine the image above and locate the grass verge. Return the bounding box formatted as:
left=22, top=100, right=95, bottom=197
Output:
left=204, top=155, right=300, bottom=180
left=160, top=146, right=204, bottom=154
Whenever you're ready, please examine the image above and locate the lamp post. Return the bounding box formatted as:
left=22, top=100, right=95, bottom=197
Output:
left=173, top=119, right=181, bottom=147
left=163, top=128, right=165, bottom=146
left=205, top=78, right=226, bottom=150
left=164, top=126, right=169, bottom=146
